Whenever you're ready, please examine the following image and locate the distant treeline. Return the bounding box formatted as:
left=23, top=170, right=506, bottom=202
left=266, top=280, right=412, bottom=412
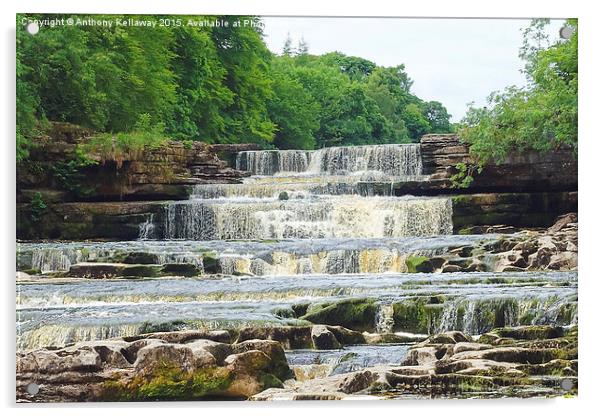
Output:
left=17, top=14, right=452, bottom=160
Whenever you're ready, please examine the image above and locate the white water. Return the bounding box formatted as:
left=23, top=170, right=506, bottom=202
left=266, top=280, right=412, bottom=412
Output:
left=161, top=196, right=452, bottom=240
left=236, top=144, right=423, bottom=177
left=16, top=143, right=578, bottom=357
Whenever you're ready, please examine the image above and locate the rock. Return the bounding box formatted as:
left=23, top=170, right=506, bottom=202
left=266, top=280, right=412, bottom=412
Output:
left=548, top=213, right=578, bottom=233
left=364, top=332, right=428, bottom=345
left=441, top=264, right=462, bottom=273
left=337, top=370, right=379, bottom=394
left=450, top=347, right=559, bottom=364
left=401, top=347, right=450, bottom=366
left=452, top=342, right=492, bottom=355
left=301, top=299, right=378, bottom=332
left=224, top=350, right=271, bottom=373
left=547, top=251, right=577, bottom=270
left=405, top=256, right=434, bottom=273
left=130, top=329, right=231, bottom=344
left=311, top=325, right=341, bottom=350
left=232, top=339, right=292, bottom=381
left=67, top=263, right=126, bottom=279
left=427, top=331, right=472, bottom=344
left=161, top=263, right=201, bottom=277
left=435, top=358, right=520, bottom=375
left=186, top=339, right=232, bottom=365
left=134, top=343, right=204, bottom=374
left=236, top=326, right=313, bottom=349
left=17, top=331, right=290, bottom=402
left=491, top=326, right=564, bottom=341
left=325, top=325, right=366, bottom=345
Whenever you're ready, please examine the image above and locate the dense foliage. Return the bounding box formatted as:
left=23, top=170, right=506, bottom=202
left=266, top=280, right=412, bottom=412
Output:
left=459, top=19, right=577, bottom=165
left=16, top=14, right=452, bottom=160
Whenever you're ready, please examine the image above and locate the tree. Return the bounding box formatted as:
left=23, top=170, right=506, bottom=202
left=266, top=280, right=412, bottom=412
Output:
left=267, top=59, right=320, bottom=149
left=282, top=33, right=294, bottom=56
left=459, top=19, right=577, bottom=164
left=16, top=14, right=454, bottom=155
left=210, top=15, right=276, bottom=144
left=424, top=101, right=452, bottom=133
left=297, top=37, right=309, bottom=55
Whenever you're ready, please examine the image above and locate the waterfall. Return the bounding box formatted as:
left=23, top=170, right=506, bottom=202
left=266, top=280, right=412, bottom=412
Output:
left=160, top=196, right=452, bottom=240
left=307, top=144, right=423, bottom=177
left=30, top=248, right=80, bottom=273
left=436, top=295, right=578, bottom=335
left=236, top=144, right=423, bottom=178
left=236, top=150, right=312, bottom=176
left=139, top=214, right=155, bottom=240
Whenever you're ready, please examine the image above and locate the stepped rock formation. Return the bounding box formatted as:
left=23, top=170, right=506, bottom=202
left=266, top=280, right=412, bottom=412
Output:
left=16, top=124, right=578, bottom=401
left=17, top=128, right=577, bottom=240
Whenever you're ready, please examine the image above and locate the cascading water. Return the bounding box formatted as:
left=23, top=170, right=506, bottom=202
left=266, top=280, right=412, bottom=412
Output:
left=161, top=196, right=453, bottom=240
left=236, top=150, right=312, bottom=176
left=236, top=144, right=423, bottom=177
left=16, top=143, right=578, bottom=355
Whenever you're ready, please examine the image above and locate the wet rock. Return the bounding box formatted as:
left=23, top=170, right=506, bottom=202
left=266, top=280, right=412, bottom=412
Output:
left=442, top=264, right=462, bottom=273
left=364, top=332, right=428, bottom=344
left=548, top=212, right=577, bottom=233
left=426, top=331, right=472, bottom=344
left=161, top=263, right=201, bottom=277
left=491, top=326, right=564, bottom=341
left=236, top=326, right=313, bottom=349
left=301, top=299, right=378, bottom=332
left=67, top=263, right=126, bottom=279
left=450, top=347, right=559, bottom=364
left=130, top=329, right=231, bottom=344
left=311, top=325, right=341, bottom=350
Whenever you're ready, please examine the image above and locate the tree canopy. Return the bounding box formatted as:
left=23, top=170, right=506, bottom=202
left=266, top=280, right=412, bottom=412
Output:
left=459, top=19, right=577, bottom=164
left=16, top=14, right=453, bottom=161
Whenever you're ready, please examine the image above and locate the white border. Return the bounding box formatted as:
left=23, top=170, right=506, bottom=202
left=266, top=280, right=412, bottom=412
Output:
left=2, top=1, right=600, bottom=415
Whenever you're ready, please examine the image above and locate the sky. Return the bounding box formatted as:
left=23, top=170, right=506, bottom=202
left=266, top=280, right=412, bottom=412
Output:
left=261, top=17, right=565, bottom=122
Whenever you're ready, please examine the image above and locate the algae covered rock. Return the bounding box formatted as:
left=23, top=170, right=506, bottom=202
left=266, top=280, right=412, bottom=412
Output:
left=301, top=298, right=378, bottom=332
left=17, top=331, right=292, bottom=402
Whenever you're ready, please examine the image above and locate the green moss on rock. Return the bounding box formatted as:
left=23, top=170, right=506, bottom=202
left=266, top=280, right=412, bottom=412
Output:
left=301, top=298, right=377, bottom=332
left=102, top=363, right=234, bottom=401
left=405, top=256, right=433, bottom=273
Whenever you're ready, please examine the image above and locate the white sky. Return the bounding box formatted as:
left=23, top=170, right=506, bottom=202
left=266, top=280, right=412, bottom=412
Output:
left=261, top=17, right=565, bottom=122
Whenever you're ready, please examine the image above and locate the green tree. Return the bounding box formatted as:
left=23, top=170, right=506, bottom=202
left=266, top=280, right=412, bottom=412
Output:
left=282, top=33, right=294, bottom=56
left=267, top=59, right=320, bottom=149
left=211, top=16, right=276, bottom=144
left=459, top=19, right=577, bottom=164
left=424, top=101, right=452, bottom=133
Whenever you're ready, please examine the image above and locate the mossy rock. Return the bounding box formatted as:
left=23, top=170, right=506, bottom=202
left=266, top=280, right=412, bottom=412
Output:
left=122, top=264, right=163, bottom=278
left=102, top=364, right=234, bottom=401
left=138, top=320, right=188, bottom=334
left=405, top=256, right=434, bottom=273
left=492, top=325, right=565, bottom=341
left=202, top=252, right=220, bottom=274
left=272, top=306, right=296, bottom=319
left=121, top=252, right=160, bottom=265
left=291, top=303, right=310, bottom=318
left=161, top=263, right=201, bottom=277
left=301, top=298, right=378, bottom=332
left=392, top=298, right=444, bottom=334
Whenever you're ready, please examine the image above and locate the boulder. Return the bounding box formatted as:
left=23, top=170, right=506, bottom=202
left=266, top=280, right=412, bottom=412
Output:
left=311, top=325, right=341, bottom=350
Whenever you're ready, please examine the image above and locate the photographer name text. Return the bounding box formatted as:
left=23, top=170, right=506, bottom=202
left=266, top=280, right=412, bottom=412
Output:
left=21, top=17, right=264, bottom=30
